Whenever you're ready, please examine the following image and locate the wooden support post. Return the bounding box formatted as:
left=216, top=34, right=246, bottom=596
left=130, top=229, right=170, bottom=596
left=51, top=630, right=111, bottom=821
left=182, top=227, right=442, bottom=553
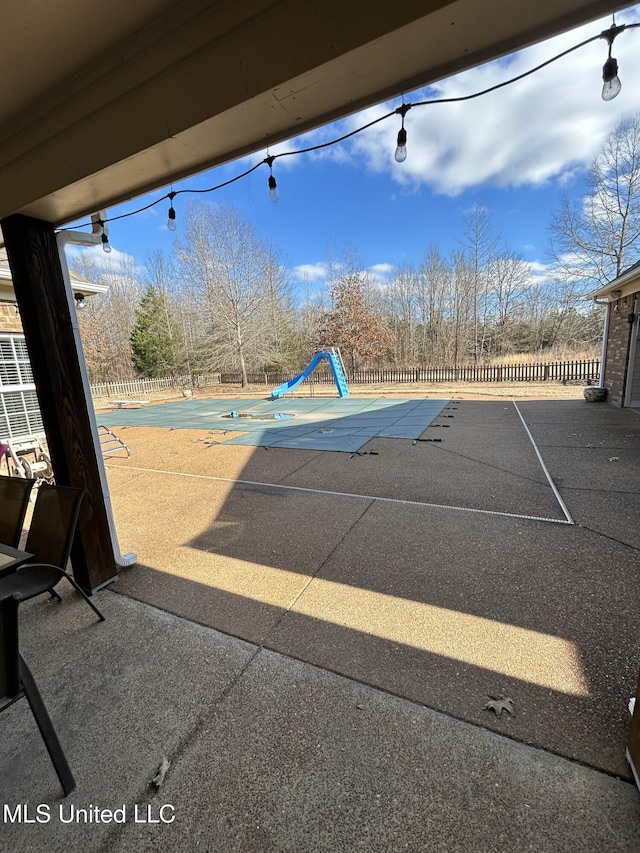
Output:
left=1, top=214, right=118, bottom=593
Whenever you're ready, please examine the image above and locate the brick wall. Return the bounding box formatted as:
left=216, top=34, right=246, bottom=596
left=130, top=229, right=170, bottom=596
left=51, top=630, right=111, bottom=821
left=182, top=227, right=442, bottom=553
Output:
left=0, top=301, right=23, bottom=334
left=604, top=293, right=636, bottom=406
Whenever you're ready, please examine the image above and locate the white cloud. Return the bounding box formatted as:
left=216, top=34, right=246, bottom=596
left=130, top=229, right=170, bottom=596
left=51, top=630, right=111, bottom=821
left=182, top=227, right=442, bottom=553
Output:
left=292, top=262, right=329, bottom=282
left=527, top=260, right=551, bottom=275
left=284, top=6, right=640, bottom=196
left=368, top=263, right=395, bottom=282
left=293, top=259, right=396, bottom=285
left=524, top=259, right=555, bottom=286
left=64, top=243, right=142, bottom=275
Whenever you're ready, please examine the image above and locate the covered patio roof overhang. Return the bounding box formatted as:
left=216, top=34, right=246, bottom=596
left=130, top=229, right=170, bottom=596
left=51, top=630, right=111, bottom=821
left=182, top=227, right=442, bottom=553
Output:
left=0, top=0, right=633, bottom=591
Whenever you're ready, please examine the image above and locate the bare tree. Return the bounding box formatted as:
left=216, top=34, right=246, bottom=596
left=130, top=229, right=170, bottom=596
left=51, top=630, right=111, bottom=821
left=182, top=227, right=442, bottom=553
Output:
left=295, top=285, right=326, bottom=362
left=461, top=204, right=499, bottom=363
left=176, top=201, right=291, bottom=385
left=416, top=247, right=452, bottom=364
left=382, top=266, right=420, bottom=366
left=448, top=250, right=475, bottom=366
left=549, top=113, right=640, bottom=288
left=488, top=251, right=531, bottom=356
left=69, top=251, right=142, bottom=381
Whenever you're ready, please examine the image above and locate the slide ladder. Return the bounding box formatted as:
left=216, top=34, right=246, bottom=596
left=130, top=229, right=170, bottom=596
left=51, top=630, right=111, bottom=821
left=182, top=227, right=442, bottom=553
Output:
left=327, top=348, right=350, bottom=397
left=271, top=348, right=350, bottom=398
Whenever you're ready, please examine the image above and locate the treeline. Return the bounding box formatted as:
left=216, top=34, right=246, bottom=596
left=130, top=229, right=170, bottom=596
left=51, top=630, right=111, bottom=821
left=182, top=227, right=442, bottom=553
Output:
left=72, top=202, right=604, bottom=385
left=374, top=243, right=603, bottom=367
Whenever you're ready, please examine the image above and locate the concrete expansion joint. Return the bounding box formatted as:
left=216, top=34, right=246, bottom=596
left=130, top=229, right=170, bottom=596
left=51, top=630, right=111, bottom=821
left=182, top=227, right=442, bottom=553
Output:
left=265, top=497, right=377, bottom=642
left=97, top=639, right=264, bottom=852
left=575, top=522, right=640, bottom=553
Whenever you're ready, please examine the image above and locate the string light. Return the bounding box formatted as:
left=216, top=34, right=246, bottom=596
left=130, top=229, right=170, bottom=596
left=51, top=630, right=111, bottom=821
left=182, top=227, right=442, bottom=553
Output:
left=98, top=220, right=112, bottom=254
left=601, top=22, right=625, bottom=101
left=395, top=103, right=411, bottom=162
left=265, top=155, right=279, bottom=202
left=59, top=17, right=640, bottom=239
left=167, top=192, right=177, bottom=231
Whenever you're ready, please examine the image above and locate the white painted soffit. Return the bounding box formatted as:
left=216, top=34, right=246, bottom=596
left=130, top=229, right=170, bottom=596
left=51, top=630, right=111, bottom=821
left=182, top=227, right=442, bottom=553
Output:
left=0, top=280, right=108, bottom=302
left=0, top=251, right=106, bottom=300
left=592, top=266, right=640, bottom=300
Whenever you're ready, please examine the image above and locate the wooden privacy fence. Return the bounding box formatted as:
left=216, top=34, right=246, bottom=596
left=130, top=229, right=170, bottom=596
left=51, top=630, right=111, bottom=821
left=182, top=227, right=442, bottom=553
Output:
left=223, top=358, right=601, bottom=387
left=90, top=359, right=600, bottom=398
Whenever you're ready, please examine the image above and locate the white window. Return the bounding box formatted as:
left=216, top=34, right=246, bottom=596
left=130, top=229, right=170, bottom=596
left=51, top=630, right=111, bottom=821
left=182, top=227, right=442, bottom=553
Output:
left=0, top=334, right=44, bottom=439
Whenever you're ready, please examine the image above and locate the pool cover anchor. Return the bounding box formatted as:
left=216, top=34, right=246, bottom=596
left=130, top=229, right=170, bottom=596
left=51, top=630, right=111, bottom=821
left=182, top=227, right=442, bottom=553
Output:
left=484, top=695, right=515, bottom=718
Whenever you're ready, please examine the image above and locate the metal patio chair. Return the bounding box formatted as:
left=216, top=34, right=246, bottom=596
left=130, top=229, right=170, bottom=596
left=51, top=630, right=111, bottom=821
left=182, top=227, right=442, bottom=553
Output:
left=0, top=483, right=105, bottom=622
left=0, top=591, right=75, bottom=795
left=0, top=474, right=34, bottom=548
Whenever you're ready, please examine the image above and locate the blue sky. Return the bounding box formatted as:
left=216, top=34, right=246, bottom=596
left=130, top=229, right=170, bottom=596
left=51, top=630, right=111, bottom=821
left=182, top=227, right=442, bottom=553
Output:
left=69, top=5, right=640, bottom=295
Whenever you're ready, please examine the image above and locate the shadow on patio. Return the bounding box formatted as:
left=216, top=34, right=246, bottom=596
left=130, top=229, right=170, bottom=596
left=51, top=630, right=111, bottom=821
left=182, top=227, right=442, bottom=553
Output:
left=2, top=398, right=639, bottom=851
left=106, top=399, right=640, bottom=777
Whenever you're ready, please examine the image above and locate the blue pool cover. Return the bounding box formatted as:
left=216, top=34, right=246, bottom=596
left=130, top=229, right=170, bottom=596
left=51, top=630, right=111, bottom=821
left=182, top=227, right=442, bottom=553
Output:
left=99, top=396, right=451, bottom=453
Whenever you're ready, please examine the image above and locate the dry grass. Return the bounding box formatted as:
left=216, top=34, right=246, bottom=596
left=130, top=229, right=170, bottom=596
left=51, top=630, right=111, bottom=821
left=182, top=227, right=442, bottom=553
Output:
left=486, top=350, right=599, bottom=366
left=93, top=379, right=587, bottom=412
left=342, top=382, right=587, bottom=400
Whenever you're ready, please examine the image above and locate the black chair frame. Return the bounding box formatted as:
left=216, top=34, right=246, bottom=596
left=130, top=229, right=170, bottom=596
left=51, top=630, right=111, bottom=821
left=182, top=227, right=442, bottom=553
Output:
left=0, top=473, right=35, bottom=549
left=0, top=592, right=75, bottom=795
left=0, top=483, right=104, bottom=622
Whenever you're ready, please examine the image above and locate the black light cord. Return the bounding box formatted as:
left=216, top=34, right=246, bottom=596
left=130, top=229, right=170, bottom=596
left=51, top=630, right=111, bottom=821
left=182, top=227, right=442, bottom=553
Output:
left=59, top=20, right=640, bottom=234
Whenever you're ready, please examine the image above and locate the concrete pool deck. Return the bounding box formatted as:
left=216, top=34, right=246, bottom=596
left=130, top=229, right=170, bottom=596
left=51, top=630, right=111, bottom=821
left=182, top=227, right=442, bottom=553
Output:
left=2, top=396, right=639, bottom=850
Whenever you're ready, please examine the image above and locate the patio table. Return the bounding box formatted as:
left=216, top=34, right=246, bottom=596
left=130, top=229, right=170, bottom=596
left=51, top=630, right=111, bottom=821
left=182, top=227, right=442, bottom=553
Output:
left=0, top=543, right=33, bottom=579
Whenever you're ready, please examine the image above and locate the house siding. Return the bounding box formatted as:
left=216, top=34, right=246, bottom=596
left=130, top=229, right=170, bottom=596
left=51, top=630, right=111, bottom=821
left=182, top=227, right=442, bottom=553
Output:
left=604, top=293, right=636, bottom=407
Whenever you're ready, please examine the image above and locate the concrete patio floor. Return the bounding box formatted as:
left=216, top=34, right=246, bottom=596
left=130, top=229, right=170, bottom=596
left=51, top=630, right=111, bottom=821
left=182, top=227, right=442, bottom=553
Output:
left=1, top=396, right=639, bottom=851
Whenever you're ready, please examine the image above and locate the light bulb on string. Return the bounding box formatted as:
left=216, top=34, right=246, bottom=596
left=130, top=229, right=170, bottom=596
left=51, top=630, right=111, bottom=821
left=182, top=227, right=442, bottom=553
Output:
left=265, top=155, right=279, bottom=202
left=395, top=127, right=407, bottom=162
left=100, top=224, right=112, bottom=254
left=394, top=103, right=411, bottom=163
left=268, top=175, right=279, bottom=203
left=166, top=191, right=177, bottom=231
left=602, top=55, right=621, bottom=100
left=600, top=22, right=625, bottom=101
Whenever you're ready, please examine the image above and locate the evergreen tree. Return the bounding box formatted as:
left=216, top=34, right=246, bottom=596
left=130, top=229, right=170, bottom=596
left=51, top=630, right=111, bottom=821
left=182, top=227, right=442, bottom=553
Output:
left=129, top=285, right=183, bottom=377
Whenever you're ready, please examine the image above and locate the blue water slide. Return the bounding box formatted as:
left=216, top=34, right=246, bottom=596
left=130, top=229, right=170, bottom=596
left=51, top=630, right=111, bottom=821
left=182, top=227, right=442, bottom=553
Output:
left=271, top=351, right=349, bottom=399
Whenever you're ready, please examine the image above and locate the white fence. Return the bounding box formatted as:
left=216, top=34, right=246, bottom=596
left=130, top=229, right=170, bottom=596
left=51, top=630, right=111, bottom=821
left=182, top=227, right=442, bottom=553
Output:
left=90, top=374, right=221, bottom=398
